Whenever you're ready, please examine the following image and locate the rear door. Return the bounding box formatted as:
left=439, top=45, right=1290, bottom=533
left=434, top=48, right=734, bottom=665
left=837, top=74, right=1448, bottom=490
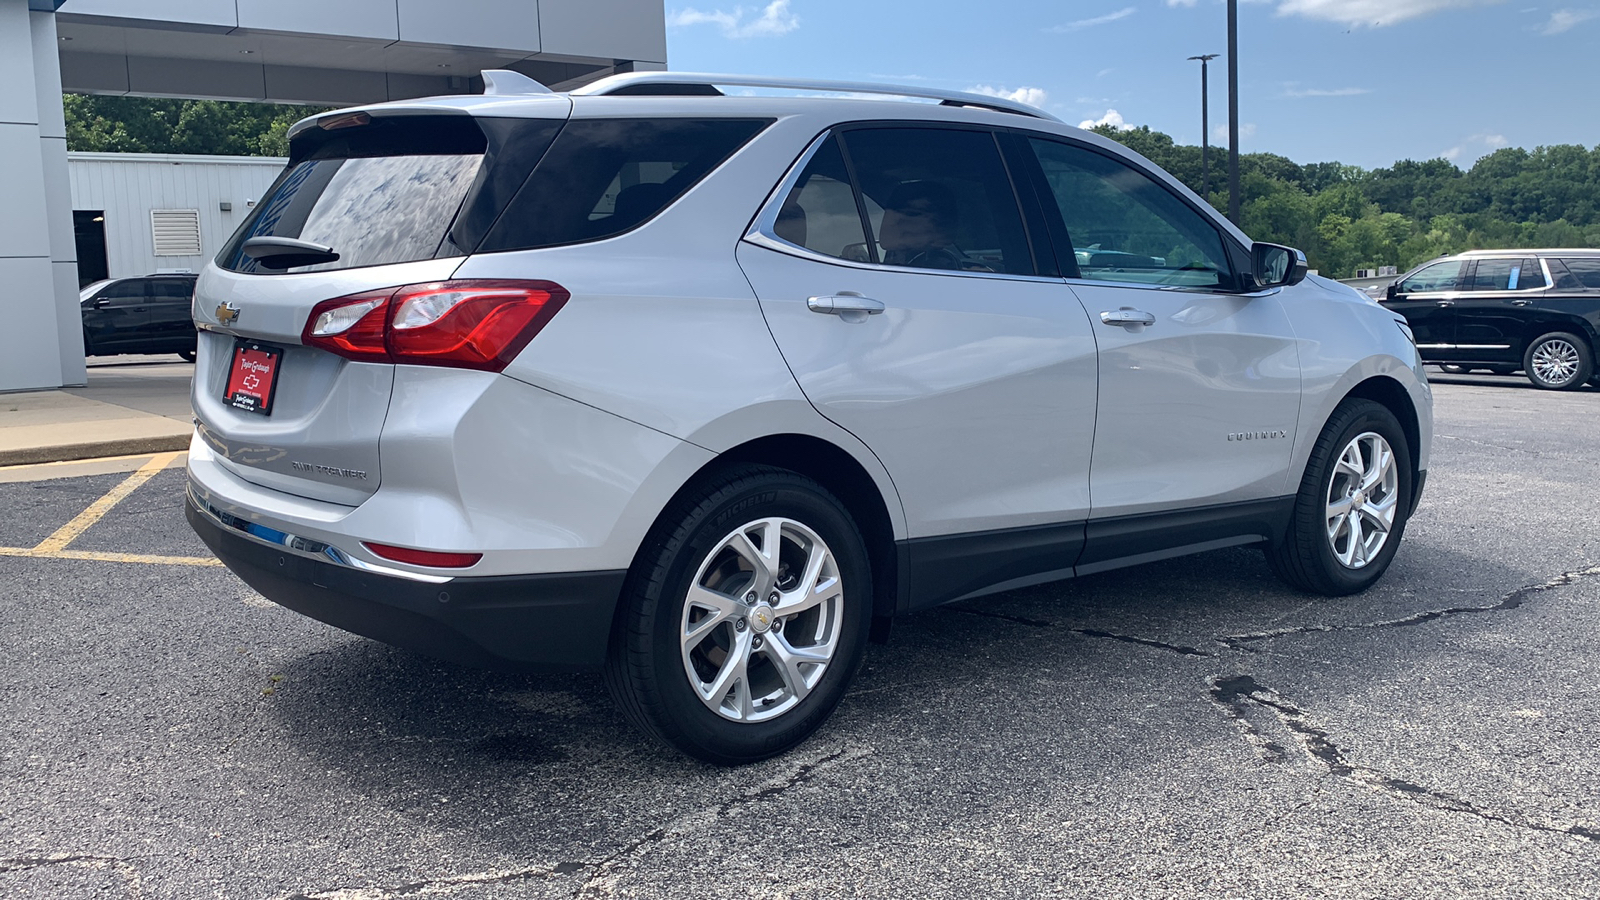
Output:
left=737, top=125, right=1099, bottom=599
left=145, top=277, right=198, bottom=350
left=192, top=109, right=566, bottom=505
left=1454, top=256, right=1546, bottom=363
left=1383, top=259, right=1467, bottom=358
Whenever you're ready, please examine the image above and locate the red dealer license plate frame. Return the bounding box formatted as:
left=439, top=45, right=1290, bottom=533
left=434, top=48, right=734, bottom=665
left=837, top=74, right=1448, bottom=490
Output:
left=225, top=339, right=283, bottom=416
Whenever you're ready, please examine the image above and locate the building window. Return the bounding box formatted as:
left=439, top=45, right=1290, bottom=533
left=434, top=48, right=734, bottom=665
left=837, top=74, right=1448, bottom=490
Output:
left=151, top=209, right=202, bottom=256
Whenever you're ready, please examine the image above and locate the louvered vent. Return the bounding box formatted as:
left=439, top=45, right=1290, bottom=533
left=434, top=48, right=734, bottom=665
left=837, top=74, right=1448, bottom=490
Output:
left=151, top=209, right=202, bottom=256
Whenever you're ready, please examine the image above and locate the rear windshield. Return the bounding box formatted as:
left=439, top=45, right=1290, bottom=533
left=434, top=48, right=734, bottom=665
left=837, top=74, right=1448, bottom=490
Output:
left=478, top=118, right=773, bottom=252
left=217, top=115, right=516, bottom=275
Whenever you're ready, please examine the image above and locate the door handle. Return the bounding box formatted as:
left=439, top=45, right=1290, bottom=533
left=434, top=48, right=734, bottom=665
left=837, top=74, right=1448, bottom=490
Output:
left=1436, top=300, right=1454, bottom=307
left=1511, top=299, right=1533, bottom=307
left=808, top=293, right=885, bottom=323
left=1099, top=307, right=1156, bottom=328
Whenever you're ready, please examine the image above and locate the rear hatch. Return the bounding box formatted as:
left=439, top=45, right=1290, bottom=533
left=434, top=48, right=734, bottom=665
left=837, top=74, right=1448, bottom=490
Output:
left=192, top=102, right=569, bottom=505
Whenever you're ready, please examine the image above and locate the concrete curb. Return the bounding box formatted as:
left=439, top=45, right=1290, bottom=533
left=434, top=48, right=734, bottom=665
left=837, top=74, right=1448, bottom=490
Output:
left=0, top=434, right=194, bottom=468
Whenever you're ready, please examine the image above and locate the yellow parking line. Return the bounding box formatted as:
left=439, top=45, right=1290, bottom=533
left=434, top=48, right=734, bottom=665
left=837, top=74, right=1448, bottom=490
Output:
left=0, top=546, right=222, bottom=567
left=32, top=451, right=182, bottom=553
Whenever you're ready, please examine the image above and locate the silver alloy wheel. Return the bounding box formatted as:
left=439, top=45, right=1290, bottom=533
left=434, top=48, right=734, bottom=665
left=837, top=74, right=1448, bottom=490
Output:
left=680, top=517, right=844, bottom=723
left=1531, top=338, right=1581, bottom=386
left=1324, top=431, right=1399, bottom=570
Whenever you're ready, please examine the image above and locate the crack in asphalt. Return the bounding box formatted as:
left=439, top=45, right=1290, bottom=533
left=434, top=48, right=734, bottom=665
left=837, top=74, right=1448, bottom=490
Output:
left=1218, top=565, right=1600, bottom=650
left=951, top=606, right=1214, bottom=658
left=1209, top=674, right=1600, bottom=845
left=274, top=748, right=865, bottom=900
left=0, top=853, right=145, bottom=897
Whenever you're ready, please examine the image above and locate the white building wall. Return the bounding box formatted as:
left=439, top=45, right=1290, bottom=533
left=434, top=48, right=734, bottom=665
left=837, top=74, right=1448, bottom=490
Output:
left=68, top=152, right=284, bottom=279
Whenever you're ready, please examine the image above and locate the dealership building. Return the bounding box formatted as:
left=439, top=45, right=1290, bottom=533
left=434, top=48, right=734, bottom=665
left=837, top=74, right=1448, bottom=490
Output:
left=0, top=0, right=667, bottom=393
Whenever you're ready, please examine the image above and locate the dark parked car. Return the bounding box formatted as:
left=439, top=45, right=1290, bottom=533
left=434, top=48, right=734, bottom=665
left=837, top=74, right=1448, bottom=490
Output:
left=79, top=274, right=199, bottom=362
left=1383, top=249, right=1600, bottom=389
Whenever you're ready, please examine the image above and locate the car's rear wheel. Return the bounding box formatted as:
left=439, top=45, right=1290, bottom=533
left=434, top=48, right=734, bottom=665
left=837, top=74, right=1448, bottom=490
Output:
left=605, top=465, right=871, bottom=765
left=1523, top=333, right=1592, bottom=390
left=1436, top=364, right=1468, bottom=375
left=178, top=348, right=197, bottom=363
left=1267, top=399, right=1413, bottom=596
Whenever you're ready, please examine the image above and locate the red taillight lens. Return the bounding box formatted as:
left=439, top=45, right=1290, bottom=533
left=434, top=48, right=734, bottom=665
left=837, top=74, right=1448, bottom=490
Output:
left=388, top=280, right=569, bottom=371
left=300, top=280, right=568, bottom=372
left=301, top=289, right=396, bottom=362
left=363, top=542, right=483, bottom=569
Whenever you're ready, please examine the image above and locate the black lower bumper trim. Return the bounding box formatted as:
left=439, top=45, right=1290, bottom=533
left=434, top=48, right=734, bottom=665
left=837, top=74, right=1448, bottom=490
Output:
left=187, top=500, right=626, bottom=672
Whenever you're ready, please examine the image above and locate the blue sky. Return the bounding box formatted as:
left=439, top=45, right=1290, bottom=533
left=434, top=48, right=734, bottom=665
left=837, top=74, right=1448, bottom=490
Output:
left=662, top=0, right=1600, bottom=171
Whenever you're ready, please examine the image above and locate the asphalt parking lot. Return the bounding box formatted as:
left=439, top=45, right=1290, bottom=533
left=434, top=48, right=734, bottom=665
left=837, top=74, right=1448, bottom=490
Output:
left=2, top=372, right=1597, bottom=899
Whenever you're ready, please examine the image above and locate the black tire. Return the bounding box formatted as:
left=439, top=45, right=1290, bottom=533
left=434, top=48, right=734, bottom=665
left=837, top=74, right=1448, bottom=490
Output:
left=604, top=465, right=872, bottom=765
left=178, top=348, right=197, bottom=363
left=1488, top=366, right=1517, bottom=376
left=1523, top=332, right=1593, bottom=390
left=1436, top=364, right=1468, bottom=375
left=1267, top=398, right=1414, bottom=596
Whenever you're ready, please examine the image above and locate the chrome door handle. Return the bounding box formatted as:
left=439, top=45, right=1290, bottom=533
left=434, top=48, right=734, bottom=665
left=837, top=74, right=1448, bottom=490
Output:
left=1511, top=299, right=1533, bottom=307
left=1436, top=300, right=1454, bottom=307
left=808, top=293, right=885, bottom=322
left=1099, top=307, right=1156, bottom=328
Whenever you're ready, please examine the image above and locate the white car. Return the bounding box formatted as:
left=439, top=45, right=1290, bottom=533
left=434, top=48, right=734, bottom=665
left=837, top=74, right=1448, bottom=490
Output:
left=185, top=72, right=1432, bottom=764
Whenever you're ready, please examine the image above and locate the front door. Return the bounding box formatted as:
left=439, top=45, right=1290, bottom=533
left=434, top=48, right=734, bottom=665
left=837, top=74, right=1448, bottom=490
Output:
left=1022, top=136, right=1302, bottom=521
left=738, top=127, right=1099, bottom=548
left=1383, top=258, right=1467, bottom=358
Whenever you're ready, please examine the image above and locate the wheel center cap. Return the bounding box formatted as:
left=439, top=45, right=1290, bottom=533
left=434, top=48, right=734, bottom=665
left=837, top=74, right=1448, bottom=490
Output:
left=750, top=605, right=776, bottom=634
left=1352, top=490, right=1366, bottom=507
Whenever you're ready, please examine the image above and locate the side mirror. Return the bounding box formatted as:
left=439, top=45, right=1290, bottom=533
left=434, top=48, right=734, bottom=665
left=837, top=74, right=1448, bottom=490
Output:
left=1385, top=282, right=1399, bottom=301
left=1252, top=243, right=1309, bottom=289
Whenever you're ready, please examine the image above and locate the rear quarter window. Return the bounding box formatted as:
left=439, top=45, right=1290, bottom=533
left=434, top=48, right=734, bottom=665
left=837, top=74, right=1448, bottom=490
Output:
left=479, top=118, right=773, bottom=252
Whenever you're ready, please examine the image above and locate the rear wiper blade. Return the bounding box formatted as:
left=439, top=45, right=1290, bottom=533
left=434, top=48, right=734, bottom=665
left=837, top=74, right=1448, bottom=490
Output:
left=241, top=236, right=340, bottom=270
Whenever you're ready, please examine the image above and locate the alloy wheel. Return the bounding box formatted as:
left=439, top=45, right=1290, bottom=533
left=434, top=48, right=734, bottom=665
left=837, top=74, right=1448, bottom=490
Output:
left=679, top=517, right=844, bottom=723
left=1324, top=432, right=1399, bottom=569
left=1531, top=338, right=1581, bottom=387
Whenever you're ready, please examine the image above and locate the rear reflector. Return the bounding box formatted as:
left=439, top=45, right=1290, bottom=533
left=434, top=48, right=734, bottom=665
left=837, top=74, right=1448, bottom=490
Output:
left=364, top=542, right=483, bottom=569
left=301, top=279, right=569, bottom=372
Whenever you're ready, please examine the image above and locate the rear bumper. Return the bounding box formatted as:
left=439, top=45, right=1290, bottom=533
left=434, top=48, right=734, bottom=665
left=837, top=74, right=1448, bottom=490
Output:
left=187, top=496, right=626, bottom=672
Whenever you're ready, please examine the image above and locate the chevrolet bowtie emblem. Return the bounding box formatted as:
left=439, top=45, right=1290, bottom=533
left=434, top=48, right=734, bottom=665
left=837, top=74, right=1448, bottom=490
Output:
left=216, top=301, right=241, bottom=326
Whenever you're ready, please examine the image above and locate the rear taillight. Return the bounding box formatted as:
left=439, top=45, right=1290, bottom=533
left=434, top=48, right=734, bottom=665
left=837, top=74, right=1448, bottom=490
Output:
left=301, top=280, right=569, bottom=372
left=364, top=542, right=483, bottom=569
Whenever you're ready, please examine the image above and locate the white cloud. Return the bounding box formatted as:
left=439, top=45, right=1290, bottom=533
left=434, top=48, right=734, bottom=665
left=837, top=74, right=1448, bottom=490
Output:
left=1271, top=0, right=1500, bottom=28
left=1048, top=7, right=1137, bottom=32
left=1283, top=86, right=1372, bottom=97
left=1166, top=0, right=1199, bottom=6
left=668, top=0, right=799, bottom=38
left=968, top=85, right=1050, bottom=107
left=1212, top=122, right=1258, bottom=144
left=1080, top=109, right=1135, bottom=131
left=1441, top=133, right=1509, bottom=161
left=1541, top=8, right=1600, bottom=32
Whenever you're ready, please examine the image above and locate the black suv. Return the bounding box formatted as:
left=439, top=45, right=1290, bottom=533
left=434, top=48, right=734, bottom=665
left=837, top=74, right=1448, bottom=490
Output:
left=1383, top=250, right=1600, bottom=390
left=79, top=274, right=199, bottom=362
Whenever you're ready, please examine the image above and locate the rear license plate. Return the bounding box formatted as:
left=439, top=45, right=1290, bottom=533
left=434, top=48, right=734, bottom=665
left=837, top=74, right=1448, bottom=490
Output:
left=225, top=340, right=282, bottom=416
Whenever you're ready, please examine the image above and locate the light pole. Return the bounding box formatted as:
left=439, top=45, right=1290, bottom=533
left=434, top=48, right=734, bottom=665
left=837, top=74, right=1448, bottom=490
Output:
left=1187, top=54, right=1218, bottom=201
left=1227, top=0, right=1240, bottom=225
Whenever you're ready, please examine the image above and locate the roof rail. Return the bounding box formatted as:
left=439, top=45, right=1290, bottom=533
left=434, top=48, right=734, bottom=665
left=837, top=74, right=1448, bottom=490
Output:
left=571, top=72, right=1060, bottom=122
left=481, top=69, right=552, bottom=96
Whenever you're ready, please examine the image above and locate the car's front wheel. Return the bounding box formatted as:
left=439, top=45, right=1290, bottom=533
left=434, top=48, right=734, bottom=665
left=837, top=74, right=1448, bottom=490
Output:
left=1524, top=333, right=1593, bottom=390
left=1267, top=399, right=1413, bottom=595
left=605, top=465, right=871, bottom=765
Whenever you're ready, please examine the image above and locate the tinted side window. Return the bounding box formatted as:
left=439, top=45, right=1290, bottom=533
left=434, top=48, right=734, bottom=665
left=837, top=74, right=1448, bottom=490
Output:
left=1397, top=260, right=1465, bottom=293
left=97, top=281, right=147, bottom=302
left=839, top=127, right=1033, bottom=276
left=1470, top=258, right=1545, bottom=291
left=774, top=136, right=869, bottom=261
left=1029, top=138, right=1232, bottom=288
left=148, top=279, right=195, bottom=302
left=481, top=118, right=772, bottom=252
left=1557, top=258, right=1600, bottom=290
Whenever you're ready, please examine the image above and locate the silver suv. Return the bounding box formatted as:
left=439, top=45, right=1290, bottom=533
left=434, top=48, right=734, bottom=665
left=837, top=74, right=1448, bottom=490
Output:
left=185, top=72, right=1433, bottom=764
